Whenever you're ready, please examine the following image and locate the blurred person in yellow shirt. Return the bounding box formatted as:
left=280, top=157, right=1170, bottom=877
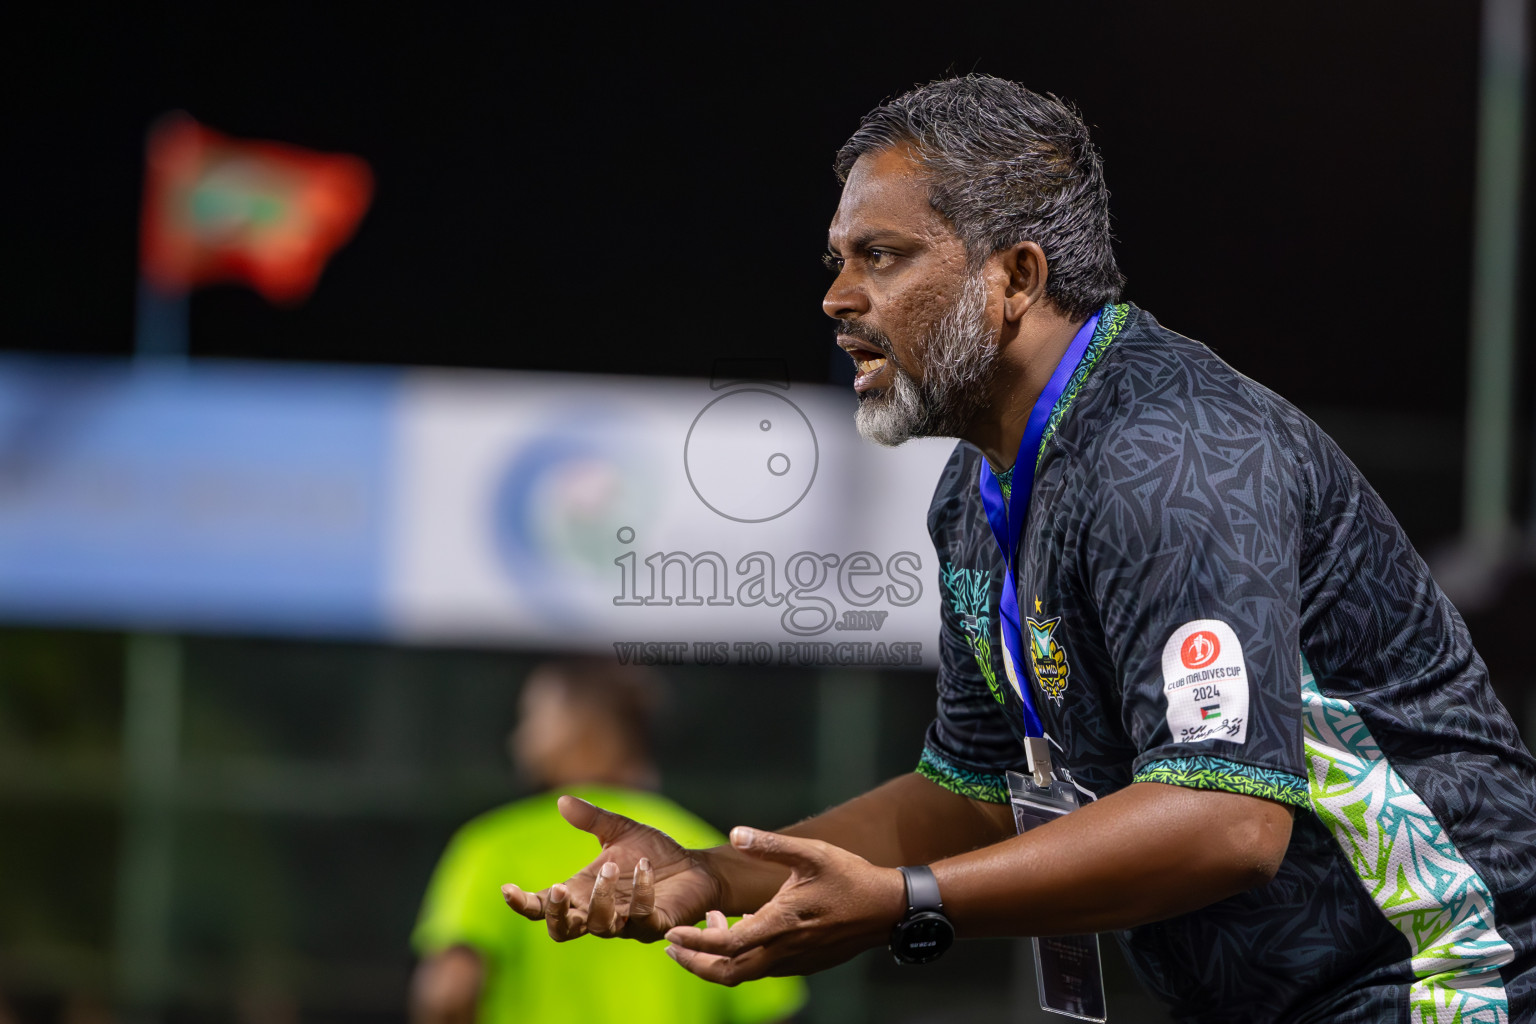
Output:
left=410, top=659, right=805, bottom=1024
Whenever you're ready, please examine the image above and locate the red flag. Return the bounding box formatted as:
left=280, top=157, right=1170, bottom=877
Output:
left=139, top=113, right=373, bottom=305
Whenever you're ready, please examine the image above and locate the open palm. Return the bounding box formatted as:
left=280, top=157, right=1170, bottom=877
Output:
left=501, top=795, right=724, bottom=942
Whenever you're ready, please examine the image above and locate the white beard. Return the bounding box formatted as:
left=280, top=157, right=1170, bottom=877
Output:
left=855, top=271, right=997, bottom=447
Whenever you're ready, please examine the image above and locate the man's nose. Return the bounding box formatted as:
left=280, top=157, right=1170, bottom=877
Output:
left=822, top=270, right=868, bottom=321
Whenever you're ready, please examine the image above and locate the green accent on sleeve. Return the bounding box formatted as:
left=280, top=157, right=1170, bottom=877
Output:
left=917, top=746, right=1010, bottom=804
left=1133, top=755, right=1310, bottom=807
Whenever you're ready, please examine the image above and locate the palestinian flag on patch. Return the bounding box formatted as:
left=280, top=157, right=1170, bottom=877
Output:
left=1200, top=704, right=1222, bottom=720
left=140, top=112, right=373, bottom=304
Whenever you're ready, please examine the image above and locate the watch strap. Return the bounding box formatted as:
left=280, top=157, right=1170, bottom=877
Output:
left=898, top=864, right=943, bottom=913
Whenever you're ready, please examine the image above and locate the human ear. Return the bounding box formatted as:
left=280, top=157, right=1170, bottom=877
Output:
left=1001, top=241, right=1049, bottom=323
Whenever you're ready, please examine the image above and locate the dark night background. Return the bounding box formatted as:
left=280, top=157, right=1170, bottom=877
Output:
left=2, top=4, right=1532, bottom=1022
left=13, top=4, right=1521, bottom=404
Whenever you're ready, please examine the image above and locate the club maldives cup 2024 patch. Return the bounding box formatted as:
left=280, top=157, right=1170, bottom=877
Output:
left=1160, top=620, right=1249, bottom=745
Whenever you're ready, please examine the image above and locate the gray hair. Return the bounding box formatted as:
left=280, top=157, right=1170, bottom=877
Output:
left=835, top=75, right=1124, bottom=321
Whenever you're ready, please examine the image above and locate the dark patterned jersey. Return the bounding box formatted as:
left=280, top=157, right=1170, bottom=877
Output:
left=918, top=303, right=1536, bottom=1023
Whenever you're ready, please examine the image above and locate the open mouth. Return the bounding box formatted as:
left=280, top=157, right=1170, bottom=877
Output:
left=840, top=337, right=891, bottom=393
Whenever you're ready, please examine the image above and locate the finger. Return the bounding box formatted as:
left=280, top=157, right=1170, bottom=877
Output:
left=558, top=795, right=640, bottom=845
left=587, top=861, right=621, bottom=936
left=727, top=826, right=827, bottom=873
left=665, top=912, right=780, bottom=957
left=501, top=883, right=545, bottom=921
left=705, top=910, right=729, bottom=931
left=629, top=857, right=655, bottom=921
left=545, top=882, right=582, bottom=941
left=666, top=944, right=771, bottom=987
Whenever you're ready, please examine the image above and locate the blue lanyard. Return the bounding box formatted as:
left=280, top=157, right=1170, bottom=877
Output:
left=977, top=314, right=1099, bottom=738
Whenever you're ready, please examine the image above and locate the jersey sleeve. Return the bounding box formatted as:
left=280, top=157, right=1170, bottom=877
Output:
left=411, top=818, right=513, bottom=960
left=1077, top=400, right=1309, bottom=807
left=918, top=443, right=1031, bottom=804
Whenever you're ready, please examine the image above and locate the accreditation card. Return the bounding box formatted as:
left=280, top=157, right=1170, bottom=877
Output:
left=1006, top=769, right=1108, bottom=1022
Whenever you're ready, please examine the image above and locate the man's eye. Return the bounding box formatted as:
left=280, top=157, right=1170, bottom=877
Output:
left=822, top=253, right=845, bottom=273
left=867, top=250, right=897, bottom=269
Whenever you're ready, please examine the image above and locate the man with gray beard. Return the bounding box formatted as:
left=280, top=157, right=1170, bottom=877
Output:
left=504, top=76, right=1536, bottom=1022
left=845, top=269, right=996, bottom=447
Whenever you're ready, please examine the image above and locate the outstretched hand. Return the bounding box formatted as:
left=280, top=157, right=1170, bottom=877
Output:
left=500, top=795, right=725, bottom=942
left=662, top=826, right=905, bottom=985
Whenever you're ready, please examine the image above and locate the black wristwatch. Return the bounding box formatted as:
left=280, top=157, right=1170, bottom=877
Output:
left=888, top=865, right=955, bottom=964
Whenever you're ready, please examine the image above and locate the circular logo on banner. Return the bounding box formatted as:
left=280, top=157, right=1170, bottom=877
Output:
left=490, top=421, right=658, bottom=609
left=1180, top=630, right=1221, bottom=669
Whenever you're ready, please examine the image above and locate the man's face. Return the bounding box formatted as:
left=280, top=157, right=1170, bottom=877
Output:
left=824, top=146, right=1001, bottom=446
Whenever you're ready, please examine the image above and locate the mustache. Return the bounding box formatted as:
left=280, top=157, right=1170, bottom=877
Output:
left=836, top=320, right=895, bottom=359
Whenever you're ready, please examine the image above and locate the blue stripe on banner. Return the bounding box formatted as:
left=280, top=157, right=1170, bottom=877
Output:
left=0, top=356, right=399, bottom=635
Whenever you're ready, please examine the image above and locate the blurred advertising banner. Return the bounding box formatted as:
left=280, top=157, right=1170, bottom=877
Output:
left=0, top=359, right=952, bottom=666
left=0, top=359, right=394, bottom=635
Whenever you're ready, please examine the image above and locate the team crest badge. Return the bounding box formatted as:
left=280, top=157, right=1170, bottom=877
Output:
left=1025, top=611, right=1071, bottom=704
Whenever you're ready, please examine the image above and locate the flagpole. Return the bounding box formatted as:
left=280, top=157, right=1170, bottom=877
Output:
left=1461, top=0, right=1527, bottom=558
left=113, top=269, right=189, bottom=1020
left=112, top=634, right=182, bottom=1024
left=132, top=279, right=189, bottom=360
left=112, top=111, right=371, bottom=1019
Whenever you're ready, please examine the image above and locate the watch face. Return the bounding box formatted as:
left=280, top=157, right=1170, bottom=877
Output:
left=892, top=911, right=955, bottom=964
